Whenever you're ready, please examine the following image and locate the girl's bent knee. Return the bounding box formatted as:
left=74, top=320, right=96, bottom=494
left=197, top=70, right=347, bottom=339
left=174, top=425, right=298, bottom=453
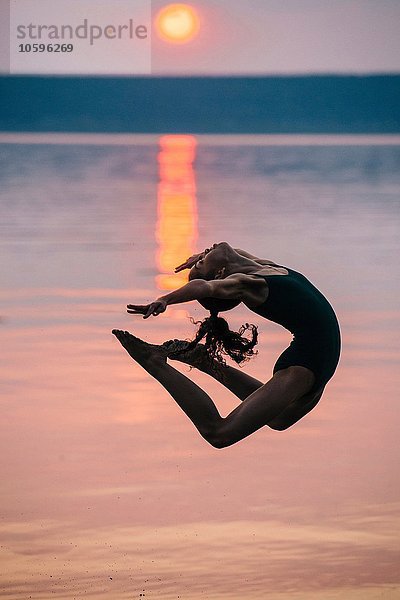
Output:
left=200, top=426, right=232, bottom=449
left=209, top=436, right=230, bottom=449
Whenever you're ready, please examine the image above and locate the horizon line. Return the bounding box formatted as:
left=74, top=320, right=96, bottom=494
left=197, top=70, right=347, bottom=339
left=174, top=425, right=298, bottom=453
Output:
left=1, top=133, right=400, bottom=146
left=1, top=72, right=400, bottom=79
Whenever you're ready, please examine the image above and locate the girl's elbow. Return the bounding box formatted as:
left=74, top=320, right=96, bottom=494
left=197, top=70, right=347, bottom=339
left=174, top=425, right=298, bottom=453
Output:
left=192, top=279, right=213, bottom=298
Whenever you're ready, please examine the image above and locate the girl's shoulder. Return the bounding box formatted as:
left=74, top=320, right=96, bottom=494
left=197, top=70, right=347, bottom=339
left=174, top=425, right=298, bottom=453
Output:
left=249, top=265, right=289, bottom=277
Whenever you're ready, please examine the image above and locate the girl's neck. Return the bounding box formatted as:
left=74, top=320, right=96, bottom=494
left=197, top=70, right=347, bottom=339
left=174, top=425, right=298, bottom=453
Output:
left=225, top=255, right=262, bottom=276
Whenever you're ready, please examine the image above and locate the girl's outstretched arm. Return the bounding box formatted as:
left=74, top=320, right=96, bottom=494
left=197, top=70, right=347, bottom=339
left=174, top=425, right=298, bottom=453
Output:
left=127, top=275, right=254, bottom=319
left=127, top=279, right=213, bottom=319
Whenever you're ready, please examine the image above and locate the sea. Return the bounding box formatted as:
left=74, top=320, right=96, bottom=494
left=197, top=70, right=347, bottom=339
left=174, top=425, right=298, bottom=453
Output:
left=0, top=132, right=399, bottom=599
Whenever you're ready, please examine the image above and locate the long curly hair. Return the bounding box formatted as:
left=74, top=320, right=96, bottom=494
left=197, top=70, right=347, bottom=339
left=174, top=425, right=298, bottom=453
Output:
left=172, top=298, right=259, bottom=374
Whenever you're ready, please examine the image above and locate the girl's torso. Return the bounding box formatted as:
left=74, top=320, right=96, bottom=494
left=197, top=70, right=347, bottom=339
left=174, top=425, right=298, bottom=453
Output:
left=240, top=263, right=341, bottom=385
left=245, top=266, right=340, bottom=344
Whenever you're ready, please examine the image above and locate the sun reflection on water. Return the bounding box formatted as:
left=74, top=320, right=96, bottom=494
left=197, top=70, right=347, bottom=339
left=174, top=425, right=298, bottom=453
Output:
left=156, top=134, right=198, bottom=291
left=1, top=139, right=399, bottom=600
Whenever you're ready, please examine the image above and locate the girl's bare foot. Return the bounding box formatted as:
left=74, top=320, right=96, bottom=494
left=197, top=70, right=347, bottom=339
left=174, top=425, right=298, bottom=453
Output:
left=112, top=330, right=167, bottom=373
left=162, top=339, right=210, bottom=370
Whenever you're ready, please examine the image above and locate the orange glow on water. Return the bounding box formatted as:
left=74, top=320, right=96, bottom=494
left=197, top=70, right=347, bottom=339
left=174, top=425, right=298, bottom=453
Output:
left=156, top=135, right=198, bottom=290
left=2, top=137, right=400, bottom=599
left=155, top=3, right=200, bottom=44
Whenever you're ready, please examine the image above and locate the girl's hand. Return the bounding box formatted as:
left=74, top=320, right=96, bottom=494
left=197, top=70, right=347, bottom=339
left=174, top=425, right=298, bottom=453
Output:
left=174, top=245, right=215, bottom=273
left=127, top=299, right=167, bottom=319
left=174, top=252, right=204, bottom=273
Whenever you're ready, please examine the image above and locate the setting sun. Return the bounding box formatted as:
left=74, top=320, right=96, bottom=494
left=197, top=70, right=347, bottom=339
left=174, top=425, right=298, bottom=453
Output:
left=155, top=3, right=200, bottom=44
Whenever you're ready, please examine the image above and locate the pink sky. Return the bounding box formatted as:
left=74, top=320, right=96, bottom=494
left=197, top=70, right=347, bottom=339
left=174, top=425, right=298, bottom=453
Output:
left=152, top=0, right=400, bottom=74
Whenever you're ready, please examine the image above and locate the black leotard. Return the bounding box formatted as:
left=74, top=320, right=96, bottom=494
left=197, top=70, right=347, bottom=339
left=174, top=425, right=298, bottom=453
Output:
left=251, top=268, right=341, bottom=392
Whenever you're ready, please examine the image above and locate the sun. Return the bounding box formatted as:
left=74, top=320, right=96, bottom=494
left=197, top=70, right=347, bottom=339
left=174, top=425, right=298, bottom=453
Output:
left=155, top=3, right=200, bottom=44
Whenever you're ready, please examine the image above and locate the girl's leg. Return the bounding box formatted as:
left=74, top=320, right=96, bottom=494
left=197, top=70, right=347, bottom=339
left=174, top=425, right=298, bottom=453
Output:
left=163, top=339, right=263, bottom=400
left=163, top=340, right=322, bottom=431
left=113, top=331, right=314, bottom=448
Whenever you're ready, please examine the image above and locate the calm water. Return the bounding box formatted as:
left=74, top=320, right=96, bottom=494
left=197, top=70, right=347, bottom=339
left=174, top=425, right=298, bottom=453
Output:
left=1, top=135, right=399, bottom=599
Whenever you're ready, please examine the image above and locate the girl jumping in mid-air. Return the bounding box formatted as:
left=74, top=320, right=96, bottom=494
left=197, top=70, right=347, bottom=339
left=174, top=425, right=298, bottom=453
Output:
left=113, top=242, right=340, bottom=448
